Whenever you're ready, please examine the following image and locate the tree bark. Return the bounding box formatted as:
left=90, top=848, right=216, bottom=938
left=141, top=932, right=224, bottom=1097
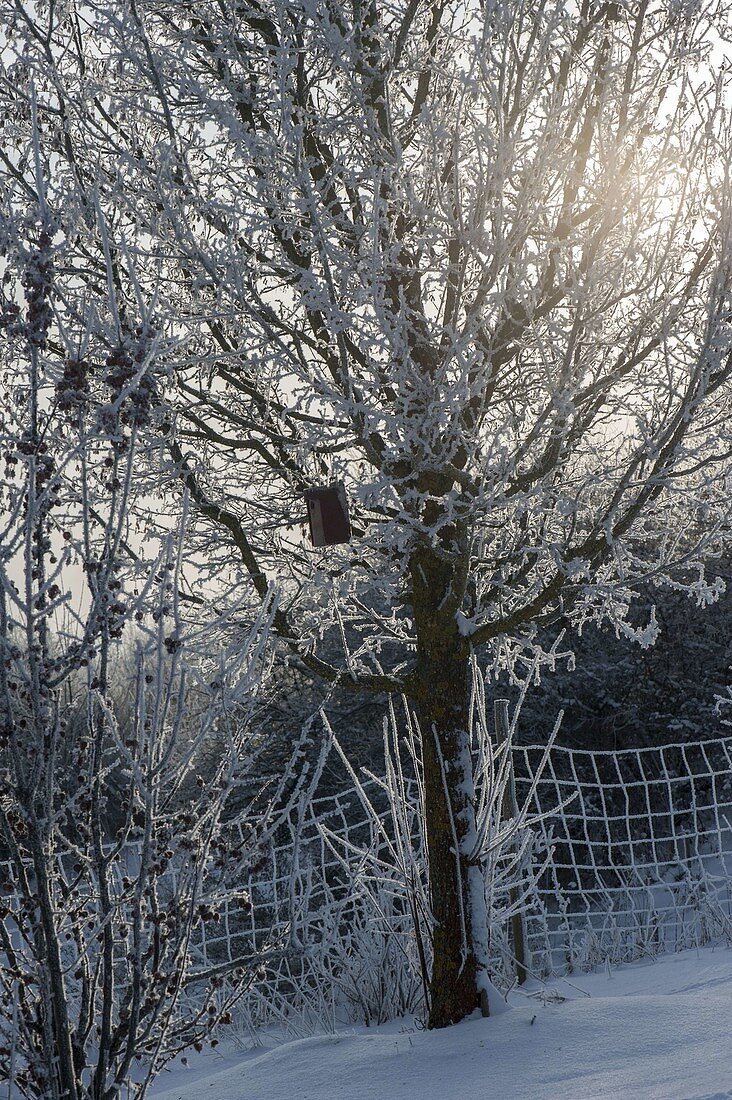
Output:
left=29, top=824, right=81, bottom=1100
left=411, top=534, right=491, bottom=1028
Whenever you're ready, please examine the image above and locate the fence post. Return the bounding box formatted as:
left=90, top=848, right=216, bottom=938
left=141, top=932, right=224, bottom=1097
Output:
left=494, top=699, right=528, bottom=985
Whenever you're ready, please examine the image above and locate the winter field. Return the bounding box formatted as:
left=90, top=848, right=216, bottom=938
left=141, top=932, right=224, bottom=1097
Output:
left=150, top=947, right=732, bottom=1100
left=5, top=1, right=732, bottom=1097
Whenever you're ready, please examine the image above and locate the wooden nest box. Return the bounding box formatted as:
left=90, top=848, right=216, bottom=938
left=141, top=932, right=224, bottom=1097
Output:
left=305, top=481, right=351, bottom=546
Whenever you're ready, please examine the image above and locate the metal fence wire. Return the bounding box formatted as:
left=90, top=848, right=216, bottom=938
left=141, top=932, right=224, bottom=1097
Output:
left=206, top=735, right=732, bottom=985
left=513, top=736, right=732, bottom=973
left=4, top=735, right=732, bottom=1009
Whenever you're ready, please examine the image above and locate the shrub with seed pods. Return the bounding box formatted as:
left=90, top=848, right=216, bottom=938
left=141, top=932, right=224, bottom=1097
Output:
left=56, top=358, right=90, bottom=423
left=103, top=325, right=158, bottom=429
left=21, top=230, right=54, bottom=350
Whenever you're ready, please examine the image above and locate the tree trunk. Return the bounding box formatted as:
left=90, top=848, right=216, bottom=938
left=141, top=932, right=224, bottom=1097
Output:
left=29, top=823, right=81, bottom=1100
left=411, top=536, right=491, bottom=1028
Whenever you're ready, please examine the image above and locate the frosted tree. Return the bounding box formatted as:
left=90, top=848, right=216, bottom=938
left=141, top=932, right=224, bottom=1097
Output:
left=3, top=0, right=732, bottom=1026
left=0, top=199, right=313, bottom=1095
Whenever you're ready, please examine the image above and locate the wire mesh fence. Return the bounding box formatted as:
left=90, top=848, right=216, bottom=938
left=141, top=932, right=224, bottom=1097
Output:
left=513, top=736, right=732, bottom=974
left=199, top=735, right=732, bottom=983
left=3, top=733, right=732, bottom=1026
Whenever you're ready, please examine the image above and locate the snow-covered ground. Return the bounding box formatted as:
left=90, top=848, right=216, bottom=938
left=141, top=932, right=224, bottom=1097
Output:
left=151, top=946, right=732, bottom=1100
